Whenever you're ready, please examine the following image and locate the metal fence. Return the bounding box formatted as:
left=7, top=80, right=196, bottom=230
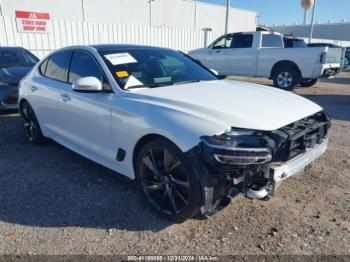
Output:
left=0, top=15, right=219, bottom=58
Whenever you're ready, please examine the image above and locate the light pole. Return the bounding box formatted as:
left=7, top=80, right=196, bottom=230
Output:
left=224, top=0, right=230, bottom=35
left=202, top=27, right=212, bottom=48
left=148, top=0, right=155, bottom=27
left=309, top=0, right=317, bottom=43
left=303, top=10, right=308, bottom=25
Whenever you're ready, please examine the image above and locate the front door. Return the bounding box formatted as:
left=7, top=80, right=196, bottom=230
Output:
left=204, top=34, right=234, bottom=75
left=226, top=33, right=257, bottom=76
left=56, top=50, right=114, bottom=164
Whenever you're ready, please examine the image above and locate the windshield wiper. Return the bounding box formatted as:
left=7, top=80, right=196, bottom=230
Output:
left=173, top=80, right=200, bottom=85
left=126, top=84, right=150, bottom=89
left=126, top=80, right=199, bottom=90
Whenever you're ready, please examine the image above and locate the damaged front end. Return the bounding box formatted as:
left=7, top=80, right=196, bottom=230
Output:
left=187, top=111, right=330, bottom=217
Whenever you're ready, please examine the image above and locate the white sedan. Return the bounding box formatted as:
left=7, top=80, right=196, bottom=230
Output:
left=18, top=45, right=330, bottom=222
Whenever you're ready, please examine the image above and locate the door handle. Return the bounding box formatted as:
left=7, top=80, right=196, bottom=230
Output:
left=60, top=93, right=71, bottom=102
left=30, top=86, right=38, bottom=92
left=215, top=50, right=221, bottom=53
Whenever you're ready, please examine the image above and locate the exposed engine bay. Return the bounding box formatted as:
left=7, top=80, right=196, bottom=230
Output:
left=188, top=111, right=330, bottom=217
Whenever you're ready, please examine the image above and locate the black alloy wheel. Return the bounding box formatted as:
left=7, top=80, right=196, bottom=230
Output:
left=136, top=138, right=201, bottom=222
left=20, top=101, right=45, bottom=144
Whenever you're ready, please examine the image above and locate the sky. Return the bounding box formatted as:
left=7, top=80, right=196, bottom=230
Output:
left=197, top=0, right=350, bottom=26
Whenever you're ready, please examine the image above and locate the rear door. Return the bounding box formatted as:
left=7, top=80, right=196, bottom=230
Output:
left=29, top=51, right=71, bottom=138
left=56, top=50, right=114, bottom=164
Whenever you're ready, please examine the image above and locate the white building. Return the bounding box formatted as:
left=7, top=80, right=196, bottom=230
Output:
left=271, top=22, right=350, bottom=47
left=0, top=0, right=257, bottom=57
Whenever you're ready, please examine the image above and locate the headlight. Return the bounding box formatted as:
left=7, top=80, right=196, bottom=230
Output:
left=201, top=128, right=272, bottom=165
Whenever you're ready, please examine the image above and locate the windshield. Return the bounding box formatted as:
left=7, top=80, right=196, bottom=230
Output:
left=0, top=49, right=39, bottom=68
left=99, top=48, right=217, bottom=89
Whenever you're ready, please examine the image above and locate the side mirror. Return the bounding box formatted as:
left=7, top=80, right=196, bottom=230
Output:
left=72, top=77, right=102, bottom=92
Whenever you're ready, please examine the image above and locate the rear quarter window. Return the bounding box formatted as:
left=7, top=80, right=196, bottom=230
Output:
left=262, top=35, right=283, bottom=48
left=45, top=51, right=71, bottom=82
left=39, top=59, right=48, bottom=75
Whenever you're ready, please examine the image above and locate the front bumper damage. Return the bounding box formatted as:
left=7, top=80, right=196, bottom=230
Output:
left=247, top=138, right=328, bottom=199
left=187, top=111, right=330, bottom=217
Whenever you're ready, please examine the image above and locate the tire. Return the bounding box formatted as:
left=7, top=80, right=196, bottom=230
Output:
left=19, top=100, right=45, bottom=144
left=135, top=138, right=202, bottom=222
left=300, top=78, right=318, bottom=87
left=272, top=66, right=300, bottom=91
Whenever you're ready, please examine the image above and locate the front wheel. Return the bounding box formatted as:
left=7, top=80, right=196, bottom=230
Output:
left=300, top=78, right=318, bottom=87
left=272, top=67, right=300, bottom=90
left=135, top=138, right=202, bottom=222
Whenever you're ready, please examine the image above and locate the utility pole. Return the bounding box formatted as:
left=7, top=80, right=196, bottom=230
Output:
left=0, top=0, right=3, bottom=17
left=202, top=28, right=212, bottom=47
left=224, top=0, right=230, bottom=35
left=309, top=0, right=317, bottom=43
left=81, top=0, right=85, bottom=22
left=148, top=0, right=155, bottom=27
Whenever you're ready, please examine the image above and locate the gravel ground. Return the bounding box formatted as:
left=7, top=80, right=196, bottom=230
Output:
left=0, top=71, right=349, bottom=256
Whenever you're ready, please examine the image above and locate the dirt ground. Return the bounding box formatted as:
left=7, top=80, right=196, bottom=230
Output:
left=0, top=71, right=349, bottom=257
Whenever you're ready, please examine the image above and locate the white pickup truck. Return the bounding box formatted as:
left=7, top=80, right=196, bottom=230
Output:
left=188, top=31, right=342, bottom=90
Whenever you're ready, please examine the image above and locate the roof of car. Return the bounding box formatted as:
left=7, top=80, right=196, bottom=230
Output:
left=90, top=44, right=168, bottom=51
left=0, top=46, right=26, bottom=50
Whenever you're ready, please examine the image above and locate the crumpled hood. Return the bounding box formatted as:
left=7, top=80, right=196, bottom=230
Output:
left=0, top=67, right=32, bottom=85
left=127, top=80, right=323, bottom=131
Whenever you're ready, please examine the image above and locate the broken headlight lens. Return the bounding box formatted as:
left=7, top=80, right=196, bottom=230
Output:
left=201, top=128, right=272, bottom=165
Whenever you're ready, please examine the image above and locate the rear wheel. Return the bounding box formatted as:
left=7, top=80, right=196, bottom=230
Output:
left=273, top=66, right=300, bottom=90
left=19, top=100, right=45, bottom=144
left=300, top=78, right=318, bottom=87
left=135, top=138, right=202, bottom=222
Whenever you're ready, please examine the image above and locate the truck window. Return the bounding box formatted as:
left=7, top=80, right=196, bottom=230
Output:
left=283, top=38, right=293, bottom=48
left=262, top=35, right=283, bottom=48
left=212, top=35, right=233, bottom=49
left=231, top=34, right=253, bottom=48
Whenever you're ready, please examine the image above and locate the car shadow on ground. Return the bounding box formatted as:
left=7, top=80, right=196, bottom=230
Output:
left=0, top=114, right=172, bottom=232
left=321, top=77, right=350, bottom=85
left=302, top=94, right=350, bottom=122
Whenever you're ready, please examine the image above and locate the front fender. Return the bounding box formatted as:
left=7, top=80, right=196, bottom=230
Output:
left=110, top=96, right=227, bottom=178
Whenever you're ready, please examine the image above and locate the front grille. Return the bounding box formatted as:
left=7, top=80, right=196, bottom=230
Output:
left=271, top=112, right=329, bottom=162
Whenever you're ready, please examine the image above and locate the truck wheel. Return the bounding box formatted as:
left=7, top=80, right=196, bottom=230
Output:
left=273, top=67, right=300, bottom=91
left=300, top=79, right=318, bottom=87
left=135, top=138, right=202, bottom=222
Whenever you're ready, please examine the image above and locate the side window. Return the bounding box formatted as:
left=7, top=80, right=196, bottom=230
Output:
left=231, top=34, right=253, bottom=48
left=45, top=52, right=70, bottom=82
left=39, top=59, right=48, bottom=75
left=283, top=38, right=293, bottom=48
left=262, top=35, right=283, bottom=48
left=212, top=35, right=233, bottom=49
left=68, top=51, right=103, bottom=84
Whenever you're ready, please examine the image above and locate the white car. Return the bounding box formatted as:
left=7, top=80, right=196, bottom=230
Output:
left=188, top=31, right=342, bottom=90
left=18, top=45, right=330, bottom=222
